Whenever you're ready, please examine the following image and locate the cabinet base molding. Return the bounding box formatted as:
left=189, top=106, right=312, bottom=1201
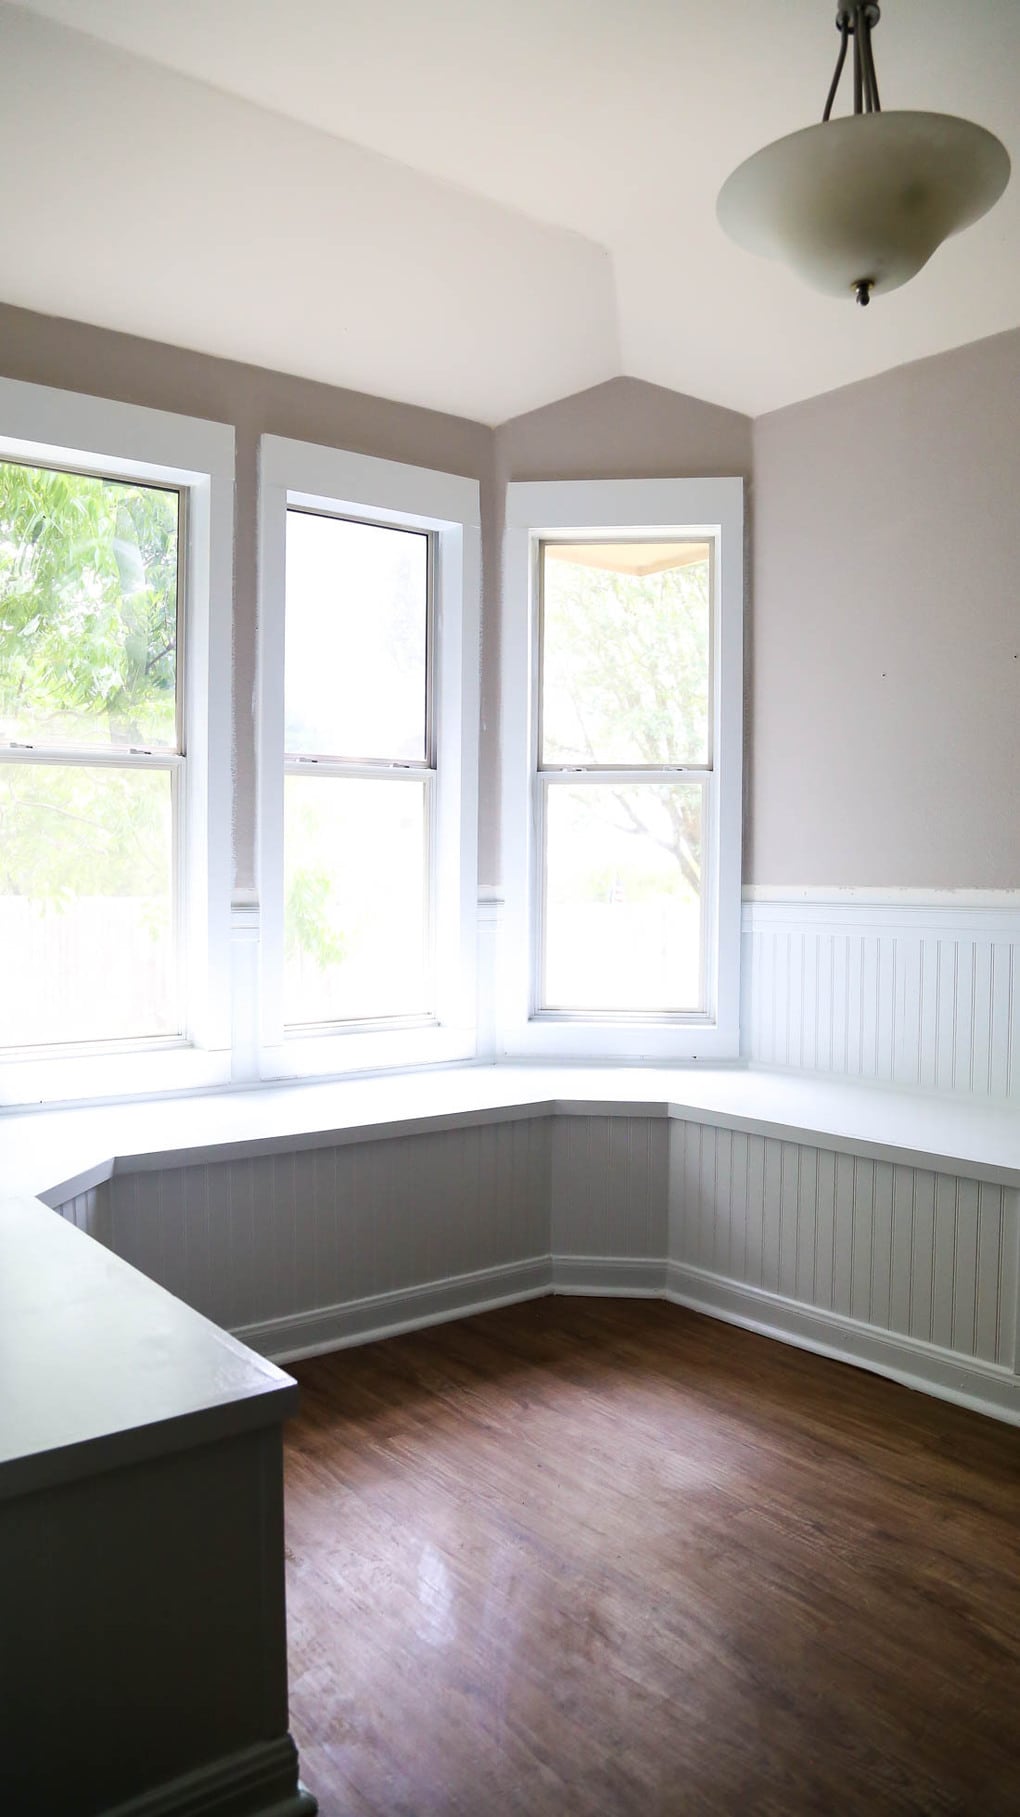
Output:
left=103, top=1737, right=316, bottom=1817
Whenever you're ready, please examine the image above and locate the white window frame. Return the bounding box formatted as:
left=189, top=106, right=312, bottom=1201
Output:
left=257, top=437, right=479, bottom=1080
left=499, top=478, right=743, bottom=1062
left=0, top=378, right=234, bottom=1106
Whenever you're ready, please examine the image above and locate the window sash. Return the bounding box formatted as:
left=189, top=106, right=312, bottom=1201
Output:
left=0, top=462, right=185, bottom=761
left=281, top=763, right=437, bottom=1032
left=536, top=535, right=715, bottom=775
left=0, top=752, right=186, bottom=1052
left=534, top=770, right=712, bottom=1020
left=283, top=506, right=435, bottom=770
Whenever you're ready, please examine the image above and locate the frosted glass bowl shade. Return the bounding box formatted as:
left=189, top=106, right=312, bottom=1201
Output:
left=717, top=110, right=1011, bottom=299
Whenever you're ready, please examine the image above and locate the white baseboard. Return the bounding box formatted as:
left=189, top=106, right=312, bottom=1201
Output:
left=237, top=1257, right=551, bottom=1364
left=103, top=1736, right=315, bottom=1817
left=235, top=1251, right=1019, bottom=1428
left=665, top=1260, right=1020, bottom=1427
left=552, top=1254, right=667, bottom=1296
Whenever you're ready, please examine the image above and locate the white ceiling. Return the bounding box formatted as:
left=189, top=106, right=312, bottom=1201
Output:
left=3, top=0, right=1018, bottom=422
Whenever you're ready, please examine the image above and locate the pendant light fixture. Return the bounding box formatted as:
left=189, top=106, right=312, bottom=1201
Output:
left=716, top=3, right=1010, bottom=306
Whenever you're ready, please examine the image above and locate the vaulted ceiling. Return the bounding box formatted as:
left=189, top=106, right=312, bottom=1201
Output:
left=3, top=0, right=1018, bottom=422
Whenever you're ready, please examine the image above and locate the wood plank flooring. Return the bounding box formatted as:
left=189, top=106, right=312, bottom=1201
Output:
left=283, top=1300, right=1020, bottom=1817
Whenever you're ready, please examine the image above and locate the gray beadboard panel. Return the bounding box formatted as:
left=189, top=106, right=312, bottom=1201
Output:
left=742, top=902, right=1020, bottom=1101
left=550, top=1115, right=667, bottom=1260
left=52, top=1182, right=111, bottom=1245
left=668, top=1120, right=1018, bottom=1368
left=108, top=1118, right=552, bottom=1331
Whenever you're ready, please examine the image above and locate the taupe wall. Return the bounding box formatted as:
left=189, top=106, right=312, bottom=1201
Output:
left=750, top=327, right=1020, bottom=888
left=0, top=303, right=491, bottom=895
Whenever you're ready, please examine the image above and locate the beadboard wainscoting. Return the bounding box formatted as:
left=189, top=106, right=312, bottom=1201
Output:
left=666, top=1117, right=1020, bottom=1421
left=52, top=1102, right=1020, bottom=1425
left=741, top=893, right=1020, bottom=1100
left=53, top=1181, right=111, bottom=1245
left=102, top=1117, right=553, bottom=1359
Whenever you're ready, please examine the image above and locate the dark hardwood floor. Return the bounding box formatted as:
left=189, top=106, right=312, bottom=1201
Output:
left=283, top=1299, right=1020, bottom=1816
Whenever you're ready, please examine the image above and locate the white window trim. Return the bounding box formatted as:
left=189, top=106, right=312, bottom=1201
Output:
left=257, top=437, right=480, bottom=1080
left=498, top=477, right=744, bottom=1063
left=0, top=378, right=234, bottom=1107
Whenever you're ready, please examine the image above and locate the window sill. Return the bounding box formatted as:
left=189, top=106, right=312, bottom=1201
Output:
left=0, top=1042, right=232, bottom=1113
left=260, top=1023, right=475, bottom=1082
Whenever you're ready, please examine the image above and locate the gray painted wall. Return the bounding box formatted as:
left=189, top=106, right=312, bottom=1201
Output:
left=750, top=327, right=1020, bottom=888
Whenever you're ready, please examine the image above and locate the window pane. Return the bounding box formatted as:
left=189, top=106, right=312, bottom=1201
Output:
left=543, top=782, right=703, bottom=1012
left=0, top=764, right=176, bottom=1047
left=541, top=541, right=710, bottom=767
left=0, top=462, right=179, bottom=751
left=284, top=774, right=429, bottom=1025
left=285, top=512, right=428, bottom=761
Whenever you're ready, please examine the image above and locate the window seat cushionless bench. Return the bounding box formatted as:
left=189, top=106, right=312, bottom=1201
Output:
left=4, top=1064, right=1019, bottom=1426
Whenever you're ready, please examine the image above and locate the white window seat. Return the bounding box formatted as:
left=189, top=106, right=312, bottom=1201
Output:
left=4, top=1062, right=1019, bottom=1208
left=6, top=1065, right=1018, bottom=1430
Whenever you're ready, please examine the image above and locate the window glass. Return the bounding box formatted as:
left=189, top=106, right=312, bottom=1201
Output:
left=0, top=461, right=179, bottom=752
left=543, top=781, right=703, bottom=1012
left=540, top=540, right=710, bottom=768
left=284, top=774, right=428, bottom=1025
left=285, top=511, right=428, bottom=762
left=0, top=764, right=175, bottom=1046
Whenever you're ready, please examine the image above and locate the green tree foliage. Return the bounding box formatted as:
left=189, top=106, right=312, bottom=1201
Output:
left=0, top=462, right=179, bottom=909
left=285, top=860, right=347, bottom=971
left=0, top=461, right=178, bottom=749
left=542, top=552, right=709, bottom=894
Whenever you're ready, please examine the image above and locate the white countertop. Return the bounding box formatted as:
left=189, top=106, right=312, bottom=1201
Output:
left=0, top=1196, right=296, bottom=1498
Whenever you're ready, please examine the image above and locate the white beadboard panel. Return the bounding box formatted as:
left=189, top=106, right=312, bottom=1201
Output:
left=549, top=1115, right=668, bottom=1261
left=742, top=899, right=1020, bottom=1100
left=668, top=1120, right=1019, bottom=1370
left=665, top=1262, right=1020, bottom=1427
left=52, top=1182, right=111, bottom=1246
left=107, top=1118, right=552, bottom=1333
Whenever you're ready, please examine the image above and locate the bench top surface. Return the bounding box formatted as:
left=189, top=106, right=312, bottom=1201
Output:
left=3, top=1065, right=1019, bottom=1202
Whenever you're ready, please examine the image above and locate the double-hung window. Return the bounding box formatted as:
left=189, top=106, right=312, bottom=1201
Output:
left=258, top=439, right=479, bottom=1079
left=500, top=478, right=743, bottom=1061
left=0, top=379, right=233, bottom=1104
left=0, top=458, right=182, bottom=1048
